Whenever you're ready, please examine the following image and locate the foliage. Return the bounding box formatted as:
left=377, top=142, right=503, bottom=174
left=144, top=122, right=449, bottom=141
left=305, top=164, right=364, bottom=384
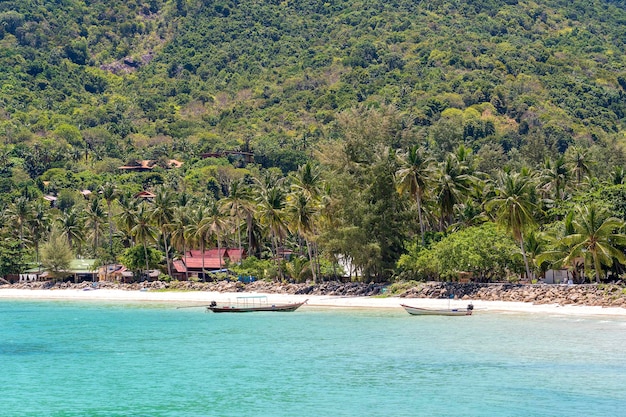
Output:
left=40, top=228, right=74, bottom=279
left=386, top=280, right=422, bottom=296
left=2, top=0, right=626, bottom=284
left=283, top=256, right=313, bottom=283
left=557, top=205, right=626, bottom=282
left=119, top=245, right=163, bottom=275
left=0, top=239, right=26, bottom=277
left=229, top=256, right=279, bottom=281
left=0, top=0, right=625, bottom=172
left=401, top=223, right=524, bottom=281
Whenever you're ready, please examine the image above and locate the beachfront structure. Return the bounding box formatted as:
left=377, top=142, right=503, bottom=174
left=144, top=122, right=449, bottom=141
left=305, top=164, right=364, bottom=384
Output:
left=9, top=259, right=98, bottom=284
left=67, top=259, right=99, bottom=282
left=172, top=248, right=245, bottom=280
left=99, top=264, right=160, bottom=283
left=544, top=269, right=572, bottom=284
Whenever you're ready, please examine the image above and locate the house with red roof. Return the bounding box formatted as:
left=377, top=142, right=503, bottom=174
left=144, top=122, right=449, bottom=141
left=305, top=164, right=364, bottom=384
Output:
left=172, top=248, right=246, bottom=280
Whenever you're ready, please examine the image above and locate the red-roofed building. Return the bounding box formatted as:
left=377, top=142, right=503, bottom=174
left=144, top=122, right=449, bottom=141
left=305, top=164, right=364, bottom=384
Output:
left=134, top=190, right=156, bottom=200
left=173, top=248, right=246, bottom=280
left=119, top=159, right=183, bottom=171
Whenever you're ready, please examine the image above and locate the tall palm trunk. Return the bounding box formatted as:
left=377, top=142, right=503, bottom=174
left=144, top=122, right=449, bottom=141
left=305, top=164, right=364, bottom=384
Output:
left=218, top=238, right=222, bottom=270
left=35, top=242, right=41, bottom=272
left=305, top=238, right=316, bottom=283
left=143, top=244, right=149, bottom=281
left=106, top=201, right=113, bottom=281
left=520, top=232, right=532, bottom=281
left=416, top=195, right=425, bottom=246
left=201, top=240, right=206, bottom=282
left=107, top=201, right=113, bottom=255
left=184, top=241, right=189, bottom=281
left=314, top=242, right=321, bottom=281
left=271, top=234, right=282, bottom=280
left=593, top=253, right=601, bottom=283
left=236, top=217, right=242, bottom=258
left=247, top=212, right=255, bottom=257
left=162, top=231, right=172, bottom=277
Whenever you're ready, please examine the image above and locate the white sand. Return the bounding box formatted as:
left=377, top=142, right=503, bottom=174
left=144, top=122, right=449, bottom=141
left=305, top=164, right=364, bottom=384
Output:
left=1, top=288, right=625, bottom=317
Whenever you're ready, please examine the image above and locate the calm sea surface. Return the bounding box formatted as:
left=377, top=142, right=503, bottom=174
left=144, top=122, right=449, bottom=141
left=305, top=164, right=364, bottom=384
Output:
left=1, top=300, right=625, bottom=417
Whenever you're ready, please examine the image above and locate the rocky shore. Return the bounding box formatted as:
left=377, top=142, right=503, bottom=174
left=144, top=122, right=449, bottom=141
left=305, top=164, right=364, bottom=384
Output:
left=3, top=280, right=625, bottom=308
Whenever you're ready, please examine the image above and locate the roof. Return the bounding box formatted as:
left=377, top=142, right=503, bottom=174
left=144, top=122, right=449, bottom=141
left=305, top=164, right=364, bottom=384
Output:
left=119, top=159, right=183, bottom=170
left=69, top=259, right=98, bottom=274
left=103, top=264, right=127, bottom=275
left=186, top=249, right=227, bottom=258
left=134, top=191, right=156, bottom=198
left=173, top=260, right=187, bottom=273
left=176, top=248, right=245, bottom=271
left=23, top=259, right=98, bottom=275
left=168, top=159, right=183, bottom=168
left=122, top=269, right=159, bottom=278
left=180, top=257, right=225, bottom=270
left=227, top=248, right=245, bottom=263
left=119, top=160, right=156, bottom=170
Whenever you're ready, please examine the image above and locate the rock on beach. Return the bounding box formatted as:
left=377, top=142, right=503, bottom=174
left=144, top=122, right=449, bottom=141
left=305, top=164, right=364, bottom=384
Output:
left=3, top=280, right=625, bottom=309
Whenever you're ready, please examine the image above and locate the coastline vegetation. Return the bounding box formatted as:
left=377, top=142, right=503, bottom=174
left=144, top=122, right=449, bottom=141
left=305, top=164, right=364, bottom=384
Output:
left=1, top=0, right=626, bottom=284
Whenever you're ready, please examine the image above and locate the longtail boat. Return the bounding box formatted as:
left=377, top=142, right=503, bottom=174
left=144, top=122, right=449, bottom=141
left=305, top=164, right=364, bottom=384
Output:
left=401, top=303, right=474, bottom=316
left=206, top=296, right=307, bottom=313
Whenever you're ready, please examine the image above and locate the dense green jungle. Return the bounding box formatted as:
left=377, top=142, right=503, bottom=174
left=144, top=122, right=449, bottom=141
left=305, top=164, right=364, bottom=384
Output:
left=2, top=0, right=626, bottom=283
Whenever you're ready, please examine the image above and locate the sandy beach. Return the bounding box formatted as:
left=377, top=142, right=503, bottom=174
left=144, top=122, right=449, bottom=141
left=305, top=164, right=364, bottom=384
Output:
left=1, top=288, right=625, bottom=317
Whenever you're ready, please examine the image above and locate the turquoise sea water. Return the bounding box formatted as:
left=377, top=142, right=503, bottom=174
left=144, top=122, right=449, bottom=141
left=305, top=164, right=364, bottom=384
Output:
left=1, top=300, right=625, bottom=417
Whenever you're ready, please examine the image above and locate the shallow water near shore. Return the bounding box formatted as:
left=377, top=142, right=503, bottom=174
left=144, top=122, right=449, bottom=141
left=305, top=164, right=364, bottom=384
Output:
left=1, top=300, right=625, bottom=416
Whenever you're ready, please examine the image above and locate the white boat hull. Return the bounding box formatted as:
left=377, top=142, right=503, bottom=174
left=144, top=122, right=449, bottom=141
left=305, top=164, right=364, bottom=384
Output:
left=401, top=304, right=473, bottom=316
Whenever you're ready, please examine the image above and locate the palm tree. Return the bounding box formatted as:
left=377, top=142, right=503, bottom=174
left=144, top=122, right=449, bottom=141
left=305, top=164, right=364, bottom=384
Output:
left=540, top=156, right=569, bottom=201
left=522, top=230, right=549, bottom=281
left=0, top=147, right=12, bottom=176
left=560, top=205, right=626, bottom=282
left=610, top=166, right=626, bottom=185
left=201, top=199, right=226, bottom=270
left=187, top=205, right=211, bottom=280
left=26, top=201, right=51, bottom=270
left=290, top=162, right=322, bottom=199
left=150, top=187, right=176, bottom=277
left=395, top=145, right=435, bottom=244
left=485, top=170, right=538, bottom=281
left=255, top=183, right=288, bottom=263
left=115, top=193, right=138, bottom=247
left=85, top=197, right=106, bottom=255
left=448, top=199, right=489, bottom=233
left=131, top=202, right=158, bottom=278
left=100, top=182, right=117, bottom=256
left=169, top=206, right=191, bottom=280
left=284, top=256, right=312, bottom=283
left=219, top=179, right=251, bottom=256
left=7, top=196, right=31, bottom=250
left=433, top=154, right=473, bottom=230
left=290, top=163, right=326, bottom=279
left=286, top=190, right=319, bottom=282
left=58, top=207, right=85, bottom=255
left=536, top=211, right=579, bottom=281
left=567, top=146, right=591, bottom=185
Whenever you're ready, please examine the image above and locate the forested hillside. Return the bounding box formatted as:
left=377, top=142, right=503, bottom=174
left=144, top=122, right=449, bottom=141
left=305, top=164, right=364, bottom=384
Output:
left=2, top=0, right=626, bottom=282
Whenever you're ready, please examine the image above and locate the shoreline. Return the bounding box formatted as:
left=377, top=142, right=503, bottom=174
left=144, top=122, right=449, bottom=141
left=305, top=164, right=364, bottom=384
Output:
left=1, top=288, right=626, bottom=317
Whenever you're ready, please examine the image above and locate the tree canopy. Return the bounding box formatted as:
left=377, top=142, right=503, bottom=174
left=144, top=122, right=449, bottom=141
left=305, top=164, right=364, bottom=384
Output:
left=2, top=0, right=626, bottom=283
